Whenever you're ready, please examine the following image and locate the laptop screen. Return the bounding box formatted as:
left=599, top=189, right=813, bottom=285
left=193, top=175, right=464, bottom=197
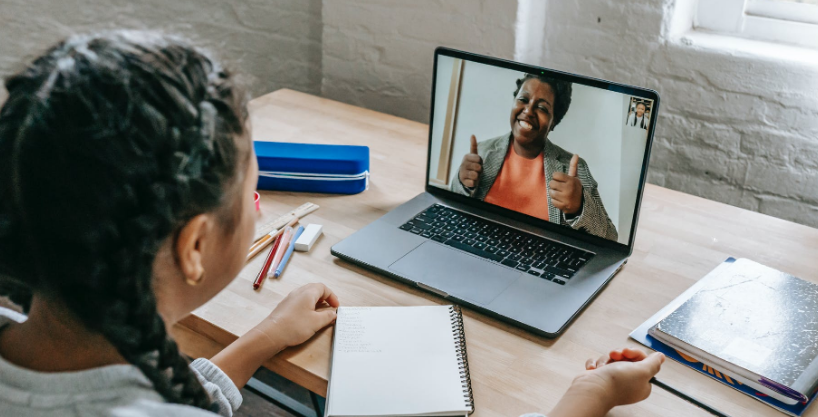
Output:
left=426, top=51, right=657, bottom=246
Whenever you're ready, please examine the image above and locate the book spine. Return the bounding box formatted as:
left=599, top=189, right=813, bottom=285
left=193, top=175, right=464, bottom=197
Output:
left=450, top=305, right=475, bottom=414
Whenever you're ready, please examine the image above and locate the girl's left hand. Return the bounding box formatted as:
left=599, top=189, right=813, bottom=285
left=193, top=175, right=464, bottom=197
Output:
left=254, top=283, right=340, bottom=349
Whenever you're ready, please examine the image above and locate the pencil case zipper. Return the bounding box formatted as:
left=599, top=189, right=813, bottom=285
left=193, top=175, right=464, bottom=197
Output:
left=258, top=170, right=369, bottom=181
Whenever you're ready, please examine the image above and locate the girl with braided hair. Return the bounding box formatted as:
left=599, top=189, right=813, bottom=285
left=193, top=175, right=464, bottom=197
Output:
left=0, top=31, right=339, bottom=416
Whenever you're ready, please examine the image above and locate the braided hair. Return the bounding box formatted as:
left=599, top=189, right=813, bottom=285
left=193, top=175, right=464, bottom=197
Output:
left=0, top=31, right=248, bottom=410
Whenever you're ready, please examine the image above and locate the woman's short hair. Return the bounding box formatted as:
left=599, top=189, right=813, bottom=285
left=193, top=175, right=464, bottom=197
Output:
left=513, top=74, right=573, bottom=130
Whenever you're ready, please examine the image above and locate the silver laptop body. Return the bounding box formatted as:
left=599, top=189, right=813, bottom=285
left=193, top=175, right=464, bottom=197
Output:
left=332, top=48, right=659, bottom=337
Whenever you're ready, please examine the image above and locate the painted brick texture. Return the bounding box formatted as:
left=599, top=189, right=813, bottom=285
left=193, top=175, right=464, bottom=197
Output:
left=539, top=0, right=818, bottom=227
left=3, top=0, right=817, bottom=228
left=0, top=0, right=323, bottom=98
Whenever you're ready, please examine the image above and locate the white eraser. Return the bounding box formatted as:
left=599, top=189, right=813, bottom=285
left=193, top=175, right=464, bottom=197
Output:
left=295, top=224, right=323, bottom=252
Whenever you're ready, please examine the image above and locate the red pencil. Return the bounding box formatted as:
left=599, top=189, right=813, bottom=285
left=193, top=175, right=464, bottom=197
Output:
left=254, top=234, right=282, bottom=289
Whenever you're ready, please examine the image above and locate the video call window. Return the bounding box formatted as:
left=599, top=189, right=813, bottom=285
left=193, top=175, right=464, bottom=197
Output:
left=428, top=56, right=653, bottom=245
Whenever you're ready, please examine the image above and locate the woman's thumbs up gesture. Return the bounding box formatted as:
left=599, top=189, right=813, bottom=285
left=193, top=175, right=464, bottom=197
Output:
left=458, top=135, right=483, bottom=189
left=549, top=154, right=583, bottom=215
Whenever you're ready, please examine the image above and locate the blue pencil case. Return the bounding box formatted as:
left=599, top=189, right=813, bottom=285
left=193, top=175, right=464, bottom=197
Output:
left=254, top=141, right=370, bottom=194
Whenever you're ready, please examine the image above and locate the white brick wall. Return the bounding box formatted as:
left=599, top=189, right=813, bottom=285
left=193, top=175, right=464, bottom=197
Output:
left=3, top=0, right=818, bottom=227
left=0, top=0, right=322, bottom=98
left=321, top=0, right=516, bottom=122
left=533, top=0, right=818, bottom=226
left=319, top=0, right=818, bottom=227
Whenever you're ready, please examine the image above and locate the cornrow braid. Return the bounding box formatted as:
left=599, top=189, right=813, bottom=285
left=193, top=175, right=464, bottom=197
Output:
left=0, top=31, right=248, bottom=410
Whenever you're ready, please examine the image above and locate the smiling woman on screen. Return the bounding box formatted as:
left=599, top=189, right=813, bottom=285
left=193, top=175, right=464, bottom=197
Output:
left=450, top=74, right=618, bottom=241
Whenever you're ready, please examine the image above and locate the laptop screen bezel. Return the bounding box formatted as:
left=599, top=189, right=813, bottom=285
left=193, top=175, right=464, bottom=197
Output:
left=424, top=47, right=660, bottom=255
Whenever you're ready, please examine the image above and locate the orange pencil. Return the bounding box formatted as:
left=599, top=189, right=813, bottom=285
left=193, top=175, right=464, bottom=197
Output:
left=253, top=234, right=282, bottom=290
left=247, top=217, right=298, bottom=260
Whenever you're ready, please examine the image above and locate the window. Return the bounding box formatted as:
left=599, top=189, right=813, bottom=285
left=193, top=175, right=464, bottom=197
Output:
left=696, top=0, right=818, bottom=48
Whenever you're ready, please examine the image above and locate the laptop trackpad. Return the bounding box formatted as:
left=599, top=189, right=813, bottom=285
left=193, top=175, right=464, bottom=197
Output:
left=389, top=241, right=520, bottom=305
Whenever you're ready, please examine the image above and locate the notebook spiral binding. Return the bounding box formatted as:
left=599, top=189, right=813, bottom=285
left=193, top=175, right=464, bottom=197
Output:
left=449, top=305, right=475, bottom=414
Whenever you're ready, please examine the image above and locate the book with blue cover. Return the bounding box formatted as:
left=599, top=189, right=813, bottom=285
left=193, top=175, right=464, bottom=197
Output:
left=631, top=258, right=818, bottom=416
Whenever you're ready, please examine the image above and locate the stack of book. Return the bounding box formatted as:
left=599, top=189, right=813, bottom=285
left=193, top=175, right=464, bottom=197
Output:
left=632, top=258, right=818, bottom=416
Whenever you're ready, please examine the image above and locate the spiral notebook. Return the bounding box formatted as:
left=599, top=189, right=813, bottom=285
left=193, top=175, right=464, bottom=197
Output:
left=326, top=306, right=474, bottom=417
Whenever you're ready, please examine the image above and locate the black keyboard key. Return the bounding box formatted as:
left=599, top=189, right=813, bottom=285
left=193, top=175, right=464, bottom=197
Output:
left=544, top=265, right=572, bottom=278
left=442, top=231, right=454, bottom=238
left=414, top=216, right=432, bottom=223
left=519, top=258, right=532, bottom=266
left=400, top=223, right=413, bottom=231
left=553, top=278, right=566, bottom=285
left=497, top=249, right=510, bottom=258
left=431, top=235, right=445, bottom=242
left=516, top=264, right=530, bottom=272
left=421, top=231, right=432, bottom=238
left=465, top=239, right=476, bottom=245
left=410, top=228, right=422, bottom=235
left=415, top=222, right=432, bottom=230
left=474, top=242, right=487, bottom=250
left=453, top=235, right=465, bottom=242
left=445, top=240, right=503, bottom=262
left=541, top=273, right=553, bottom=281
left=501, top=259, right=518, bottom=268
left=509, top=254, right=522, bottom=261
left=527, top=270, right=541, bottom=277
left=486, top=246, right=498, bottom=253
left=476, top=235, right=488, bottom=242
left=534, top=261, right=546, bottom=269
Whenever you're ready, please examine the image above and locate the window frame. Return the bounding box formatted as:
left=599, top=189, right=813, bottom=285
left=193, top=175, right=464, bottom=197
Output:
left=696, top=0, right=818, bottom=49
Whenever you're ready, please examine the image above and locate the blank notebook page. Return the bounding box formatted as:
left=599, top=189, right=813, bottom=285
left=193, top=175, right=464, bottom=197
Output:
left=327, top=306, right=470, bottom=416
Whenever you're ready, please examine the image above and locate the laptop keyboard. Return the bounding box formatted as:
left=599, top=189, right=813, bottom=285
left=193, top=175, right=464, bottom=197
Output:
left=398, top=204, right=594, bottom=285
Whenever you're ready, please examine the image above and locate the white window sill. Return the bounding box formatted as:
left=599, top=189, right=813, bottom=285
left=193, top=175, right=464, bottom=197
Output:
left=674, top=30, right=818, bottom=67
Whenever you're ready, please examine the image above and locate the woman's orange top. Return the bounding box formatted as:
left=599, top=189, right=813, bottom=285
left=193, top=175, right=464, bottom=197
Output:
left=484, top=147, right=550, bottom=221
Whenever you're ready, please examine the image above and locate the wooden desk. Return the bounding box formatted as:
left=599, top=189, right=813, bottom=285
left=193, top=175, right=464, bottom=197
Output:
left=173, top=89, right=818, bottom=417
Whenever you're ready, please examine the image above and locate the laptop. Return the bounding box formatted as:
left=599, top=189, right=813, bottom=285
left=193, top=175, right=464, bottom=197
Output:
left=331, top=47, right=659, bottom=337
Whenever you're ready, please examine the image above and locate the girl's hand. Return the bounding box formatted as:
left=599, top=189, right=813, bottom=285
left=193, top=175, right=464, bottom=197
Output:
left=548, top=347, right=664, bottom=417
left=255, top=283, right=340, bottom=349
left=210, top=283, right=339, bottom=390
left=580, top=347, right=665, bottom=407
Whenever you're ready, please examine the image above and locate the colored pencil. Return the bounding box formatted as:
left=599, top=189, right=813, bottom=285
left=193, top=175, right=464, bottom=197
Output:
left=253, top=234, right=282, bottom=290
left=267, top=227, right=293, bottom=278
left=247, top=217, right=298, bottom=260
left=274, top=226, right=305, bottom=278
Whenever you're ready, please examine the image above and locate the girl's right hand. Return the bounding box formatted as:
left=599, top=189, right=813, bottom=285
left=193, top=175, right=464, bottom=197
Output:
left=548, top=347, right=664, bottom=417
left=580, top=348, right=665, bottom=407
